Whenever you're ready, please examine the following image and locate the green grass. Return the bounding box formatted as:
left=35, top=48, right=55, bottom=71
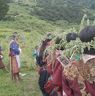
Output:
left=0, top=2, right=59, bottom=96
left=1, top=1, right=95, bottom=96
left=0, top=70, right=42, bottom=96
left=0, top=31, right=42, bottom=96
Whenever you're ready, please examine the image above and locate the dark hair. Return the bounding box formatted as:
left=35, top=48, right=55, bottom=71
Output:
left=66, top=32, right=78, bottom=42
left=79, top=26, right=95, bottom=55
left=11, top=35, right=16, bottom=40
left=39, top=38, right=51, bottom=54
left=79, top=26, right=95, bottom=42
left=13, top=32, right=18, bottom=35
left=83, top=47, right=95, bottom=55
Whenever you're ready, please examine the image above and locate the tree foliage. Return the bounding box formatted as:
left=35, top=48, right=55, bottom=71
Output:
left=0, top=0, right=9, bottom=20
left=32, top=0, right=95, bottom=23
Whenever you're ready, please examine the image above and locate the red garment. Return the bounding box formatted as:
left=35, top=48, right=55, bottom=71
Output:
left=62, top=75, right=73, bottom=96
left=85, top=80, right=95, bottom=96
left=10, top=56, right=19, bottom=74
left=44, top=59, right=63, bottom=95
left=62, top=75, right=82, bottom=96
left=44, top=79, right=54, bottom=94
left=52, top=60, right=63, bottom=91
left=68, top=78, right=82, bottom=96
left=47, top=64, right=53, bottom=75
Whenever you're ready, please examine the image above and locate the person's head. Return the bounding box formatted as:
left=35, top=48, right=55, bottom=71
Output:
left=13, top=32, right=18, bottom=36
left=79, top=26, right=95, bottom=55
left=45, top=32, right=53, bottom=41
left=47, top=32, right=52, bottom=37
left=79, top=26, right=95, bottom=42
left=66, top=32, right=78, bottom=42
left=11, top=34, right=19, bottom=42
left=12, top=35, right=16, bottom=40
left=42, top=38, right=52, bottom=46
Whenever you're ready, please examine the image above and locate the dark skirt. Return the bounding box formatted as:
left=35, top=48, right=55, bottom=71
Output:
left=38, top=68, right=50, bottom=96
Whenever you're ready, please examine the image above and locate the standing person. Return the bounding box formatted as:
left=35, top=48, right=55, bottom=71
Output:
left=9, top=34, right=21, bottom=82
left=37, top=38, right=52, bottom=96
left=32, top=46, right=39, bottom=65
left=0, top=46, right=6, bottom=71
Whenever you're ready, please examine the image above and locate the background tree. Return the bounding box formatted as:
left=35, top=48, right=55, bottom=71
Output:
left=32, top=0, right=95, bottom=23
left=0, top=0, right=9, bottom=20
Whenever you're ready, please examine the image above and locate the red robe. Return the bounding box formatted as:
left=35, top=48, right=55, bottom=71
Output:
left=44, top=59, right=63, bottom=95
left=62, top=75, right=82, bottom=96
left=85, top=80, right=95, bottom=96
left=52, top=59, right=63, bottom=92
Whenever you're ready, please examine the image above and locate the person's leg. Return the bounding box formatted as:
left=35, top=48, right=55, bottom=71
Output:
left=13, top=73, right=17, bottom=82
left=16, top=73, right=22, bottom=81
left=11, top=71, right=14, bottom=80
left=38, top=70, right=50, bottom=96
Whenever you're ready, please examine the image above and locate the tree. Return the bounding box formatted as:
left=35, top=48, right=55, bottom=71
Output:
left=33, top=0, right=84, bottom=23
left=0, top=0, right=9, bottom=20
left=33, top=0, right=94, bottom=23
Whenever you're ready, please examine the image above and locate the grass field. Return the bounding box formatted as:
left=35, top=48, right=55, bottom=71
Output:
left=0, top=2, right=80, bottom=96
left=0, top=69, right=42, bottom=96
left=0, top=2, right=57, bottom=96
left=0, top=31, right=43, bottom=96
left=1, top=1, right=95, bottom=96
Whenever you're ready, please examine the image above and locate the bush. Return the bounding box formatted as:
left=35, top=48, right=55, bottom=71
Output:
left=0, top=0, right=9, bottom=20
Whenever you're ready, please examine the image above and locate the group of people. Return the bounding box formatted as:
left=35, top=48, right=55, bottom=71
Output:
left=0, top=26, right=95, bottom=95
left=0, top=32, right=21, bottom=82
left=34, top=26, right=95, bottom=96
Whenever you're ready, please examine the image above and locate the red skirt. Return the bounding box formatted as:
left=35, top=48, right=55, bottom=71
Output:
left=10, top=56, right=19, bottom=74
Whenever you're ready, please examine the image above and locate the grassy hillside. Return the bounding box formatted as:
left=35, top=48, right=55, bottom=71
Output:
left=1, top=1, right=80, bottom=95
left=1, top=1, right=95, bottom=96
left=0, top=70, right=42, bottom=96
left=0, top=2, right=60, bottom=96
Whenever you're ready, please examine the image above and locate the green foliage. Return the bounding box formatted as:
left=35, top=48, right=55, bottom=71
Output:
left=0, top=70, right=42, bottom=96
left=0, top=0, right=9, bottom=20
left=63, top=38, right=95, bottom=59
left=0, top=1, right=95, bottom=96
left=0, top=2, right=60, bottom=70
left=33, top=1, right=83, bottom=23
left=34, top=6, right=82, bottom=23
left=90, top=0, right=95, bottom=9
left=32, top=0, right=95, bottom=23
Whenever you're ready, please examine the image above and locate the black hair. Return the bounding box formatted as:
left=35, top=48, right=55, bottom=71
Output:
left=83, top=47, right=95, bottom=55
left=11, top=35, right=16, bottom=40
left=66, top=32, right=78, bottom=42
left=79, top=26, right=95, bottom=55
left=79, top=26, right=95, bottom=42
